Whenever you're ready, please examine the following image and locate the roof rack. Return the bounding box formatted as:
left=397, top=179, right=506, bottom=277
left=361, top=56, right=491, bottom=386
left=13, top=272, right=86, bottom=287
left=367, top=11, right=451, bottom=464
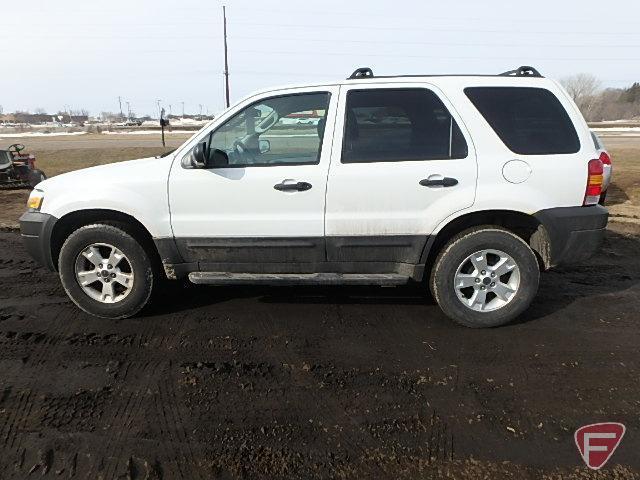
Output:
left=500, top=66, right=543, bottom=78
left=346, top=65, right=543, bottom=80
left=348, top=67, right=374, bottom=80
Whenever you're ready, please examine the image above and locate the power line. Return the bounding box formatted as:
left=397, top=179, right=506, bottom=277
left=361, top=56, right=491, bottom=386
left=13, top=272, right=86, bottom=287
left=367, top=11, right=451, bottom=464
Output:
left=228, top=34, right=640, bottom=50
left=233, top=49, right=640, bottom=62
left=227, top=20, right=640, bottom=37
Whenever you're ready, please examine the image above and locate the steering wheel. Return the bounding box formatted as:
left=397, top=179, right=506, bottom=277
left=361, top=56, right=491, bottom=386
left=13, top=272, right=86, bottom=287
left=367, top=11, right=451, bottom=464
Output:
left=232, top=139, right=255, bottom=163
left=233, top=139, right=248, bottom=155
left=8, top=143, right=25, bottom=153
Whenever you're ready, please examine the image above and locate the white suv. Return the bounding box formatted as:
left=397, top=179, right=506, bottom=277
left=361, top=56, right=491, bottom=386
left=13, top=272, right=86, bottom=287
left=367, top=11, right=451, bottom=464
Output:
left=20, top=66, right=608, bottom=327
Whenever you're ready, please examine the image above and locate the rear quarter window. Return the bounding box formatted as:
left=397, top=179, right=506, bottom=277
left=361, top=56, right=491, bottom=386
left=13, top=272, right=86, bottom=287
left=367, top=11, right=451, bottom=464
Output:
left=465, top=87, right=580, bottom=155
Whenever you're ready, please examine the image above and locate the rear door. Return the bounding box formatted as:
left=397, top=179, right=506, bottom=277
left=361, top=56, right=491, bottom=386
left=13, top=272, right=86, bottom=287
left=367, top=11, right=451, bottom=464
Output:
left=325, top=83, right=477, bottom=264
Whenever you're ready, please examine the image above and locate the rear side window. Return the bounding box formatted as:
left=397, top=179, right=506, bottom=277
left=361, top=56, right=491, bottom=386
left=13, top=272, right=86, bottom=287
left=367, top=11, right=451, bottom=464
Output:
left=465, top=87, right=580, bottom=155
left=342, top=88, right=468, bottom=163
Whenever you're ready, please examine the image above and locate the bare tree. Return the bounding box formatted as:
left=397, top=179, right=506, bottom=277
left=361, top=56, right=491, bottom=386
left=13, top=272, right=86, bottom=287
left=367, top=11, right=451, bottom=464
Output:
left=561, top=74, right=601, bottom=101
left=34, top=107, right=47, bottom=115
left=560, top=74, right=602, bottom=120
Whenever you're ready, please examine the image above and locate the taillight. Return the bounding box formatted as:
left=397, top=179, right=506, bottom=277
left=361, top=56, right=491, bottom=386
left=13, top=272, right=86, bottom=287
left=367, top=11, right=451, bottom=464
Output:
left=584, top=159, right=604, bottom=206
left=599, top=151, right=612, bottom=166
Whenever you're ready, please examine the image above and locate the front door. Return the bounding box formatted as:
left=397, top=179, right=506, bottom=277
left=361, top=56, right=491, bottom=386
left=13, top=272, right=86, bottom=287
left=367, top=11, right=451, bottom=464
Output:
left=168, top=87, right=338, bottom=270
left=325, top=84, right=477, bottom=265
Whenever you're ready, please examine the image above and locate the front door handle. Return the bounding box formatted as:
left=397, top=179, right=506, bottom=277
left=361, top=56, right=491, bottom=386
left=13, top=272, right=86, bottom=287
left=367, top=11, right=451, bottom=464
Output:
left=274, top=181, right=312, bottom=192
left=419, top=177, right=458, bottom=188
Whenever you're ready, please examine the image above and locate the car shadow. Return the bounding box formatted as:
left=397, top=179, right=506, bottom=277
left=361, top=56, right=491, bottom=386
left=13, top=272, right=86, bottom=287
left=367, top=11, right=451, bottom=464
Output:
left=604, top=181, right=630, bottom=206
left=514, top=229, right=640, bottom=324
left=144, top=229, right=640, bottom=326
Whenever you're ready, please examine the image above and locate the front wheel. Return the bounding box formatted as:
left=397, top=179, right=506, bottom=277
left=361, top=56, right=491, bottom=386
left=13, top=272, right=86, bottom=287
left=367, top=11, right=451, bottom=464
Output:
left=58, top=224, right=155, bottom=318
left=430, top=227, right=540, bottom=328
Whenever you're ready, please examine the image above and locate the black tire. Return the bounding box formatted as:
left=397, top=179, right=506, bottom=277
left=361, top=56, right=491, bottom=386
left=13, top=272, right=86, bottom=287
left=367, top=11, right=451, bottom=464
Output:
left=430, top=227, right=540, bottom=328
left=599, top=190, right=607, bottom=206
left=58, top=224, right=155, bottom=319
left=28, top=169, right=46, bottom=187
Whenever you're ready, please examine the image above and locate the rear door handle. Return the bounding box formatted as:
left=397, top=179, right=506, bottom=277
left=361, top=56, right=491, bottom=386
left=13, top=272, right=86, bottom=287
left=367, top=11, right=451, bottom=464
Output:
left=274, top=181, right=312, bottom=192
left=419, top=177, right=458, bottom=188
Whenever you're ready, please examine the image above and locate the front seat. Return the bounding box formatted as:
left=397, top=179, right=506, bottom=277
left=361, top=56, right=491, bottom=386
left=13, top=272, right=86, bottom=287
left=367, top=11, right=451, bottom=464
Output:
left=317, top=117, right=326, bottom=140
left=342, top=110, right=360, bottom=161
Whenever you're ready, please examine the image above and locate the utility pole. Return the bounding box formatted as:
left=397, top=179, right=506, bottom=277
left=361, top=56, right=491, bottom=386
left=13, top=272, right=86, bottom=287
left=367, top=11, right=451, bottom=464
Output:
left=198, top=104, right=203, bottom=120
left=117, top=96, right=123, bottom=119
left=169, top=104, right=172, bottom=116
left=181, top=101, right=185, bottom=118
left=126, top=101, right=131, bottom=120
left=156, top=99, right=162, bottom=119
left=223, top=5, right=230, bottom=108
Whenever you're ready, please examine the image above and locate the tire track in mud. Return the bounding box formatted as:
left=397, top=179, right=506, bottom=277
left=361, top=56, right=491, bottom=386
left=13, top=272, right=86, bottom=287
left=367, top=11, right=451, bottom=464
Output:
left=0, top=308, right=78, bottom=466
left=100, top=360, right=162, bottom=479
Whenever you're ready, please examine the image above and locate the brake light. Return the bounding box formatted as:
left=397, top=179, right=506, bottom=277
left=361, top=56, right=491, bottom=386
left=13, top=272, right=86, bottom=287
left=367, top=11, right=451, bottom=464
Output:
left=584, top=159, right=604, bottom=206
left=599, top=151, right=612, bottom=166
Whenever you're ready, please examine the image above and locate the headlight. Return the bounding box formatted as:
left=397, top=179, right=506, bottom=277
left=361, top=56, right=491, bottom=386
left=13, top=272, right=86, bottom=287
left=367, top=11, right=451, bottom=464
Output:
left=27, top=190, right=44, bottom=210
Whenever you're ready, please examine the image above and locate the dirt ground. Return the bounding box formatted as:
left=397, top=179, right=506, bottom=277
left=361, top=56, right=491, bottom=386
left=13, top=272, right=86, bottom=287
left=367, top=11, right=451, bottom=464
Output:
left=1, top=134, right=640, bottom=478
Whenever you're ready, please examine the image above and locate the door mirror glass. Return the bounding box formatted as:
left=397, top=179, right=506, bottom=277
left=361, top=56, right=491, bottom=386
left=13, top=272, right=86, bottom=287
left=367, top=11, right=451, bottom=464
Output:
left=190, top=142, right=208, bottom=168
left=259, top=139, right=271, bottom=154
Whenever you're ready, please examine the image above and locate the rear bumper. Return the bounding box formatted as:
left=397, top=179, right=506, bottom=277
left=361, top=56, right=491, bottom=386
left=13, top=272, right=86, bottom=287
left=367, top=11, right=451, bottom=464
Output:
left=534, top=205, right=608, bottom=267
left=19, top=211, right=58, bottom=271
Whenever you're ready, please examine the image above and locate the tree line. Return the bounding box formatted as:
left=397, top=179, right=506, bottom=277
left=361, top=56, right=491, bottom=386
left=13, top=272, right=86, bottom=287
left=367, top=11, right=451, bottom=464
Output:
left=561, top=74, right=640, bottom=122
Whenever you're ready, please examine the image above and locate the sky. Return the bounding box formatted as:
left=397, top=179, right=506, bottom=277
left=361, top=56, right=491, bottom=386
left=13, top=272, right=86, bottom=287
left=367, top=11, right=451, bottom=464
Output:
left=2, top=0, right=639, bottom=118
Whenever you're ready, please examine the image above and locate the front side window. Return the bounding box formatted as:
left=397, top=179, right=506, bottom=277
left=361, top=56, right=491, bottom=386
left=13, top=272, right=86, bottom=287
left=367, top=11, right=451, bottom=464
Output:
left=465, top=87, right=580, bottom=155
left=341, top=88, right=468, bottom=163
left=206, top=92, right=330, bottom=167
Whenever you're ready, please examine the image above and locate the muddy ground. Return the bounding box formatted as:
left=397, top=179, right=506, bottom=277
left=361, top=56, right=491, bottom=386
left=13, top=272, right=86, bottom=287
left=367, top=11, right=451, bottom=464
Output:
left=1, top=133, right=640, bottom=478
left=0, top=221, right=639, bottom=479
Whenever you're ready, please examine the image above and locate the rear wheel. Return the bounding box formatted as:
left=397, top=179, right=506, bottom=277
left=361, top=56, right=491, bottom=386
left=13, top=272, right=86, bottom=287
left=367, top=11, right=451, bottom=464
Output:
left=58, top=224, right=155, bottom=318
left=430, top=227, right=540, bottom=328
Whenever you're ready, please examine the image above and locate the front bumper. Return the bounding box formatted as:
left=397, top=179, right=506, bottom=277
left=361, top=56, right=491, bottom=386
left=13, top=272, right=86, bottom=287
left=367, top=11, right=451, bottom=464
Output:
left=534, top=205, right=608, bottom=267
left=19, top=211, right=58, bottom=271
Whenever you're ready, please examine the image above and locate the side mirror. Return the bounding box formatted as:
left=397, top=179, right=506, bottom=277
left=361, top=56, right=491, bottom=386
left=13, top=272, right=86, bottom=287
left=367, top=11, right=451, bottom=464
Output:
left=259, top=139, right=271, bottom=154
left=210, top=148, right=229, bottom=167
left=190, top=142, right=208, bottom=168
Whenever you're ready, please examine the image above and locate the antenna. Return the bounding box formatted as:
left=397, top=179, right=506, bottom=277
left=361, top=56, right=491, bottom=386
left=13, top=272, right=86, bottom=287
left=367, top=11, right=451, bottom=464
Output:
left=118, top=96, right=123, bottom=119
left=223, top=5, right=230, bottom=108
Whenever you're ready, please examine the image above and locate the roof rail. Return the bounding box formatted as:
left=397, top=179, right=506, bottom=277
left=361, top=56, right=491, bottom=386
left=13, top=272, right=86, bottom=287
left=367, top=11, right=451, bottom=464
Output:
left=348, top=67, right=374, bottom=80
left=500, top=66, right=543, bottom=78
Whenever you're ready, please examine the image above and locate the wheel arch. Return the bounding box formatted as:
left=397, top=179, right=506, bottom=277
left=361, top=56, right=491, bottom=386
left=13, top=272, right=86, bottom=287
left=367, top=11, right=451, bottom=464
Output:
left=422, top=209, right=551, bottom=278
left=50, top=209, right=162, bottom=274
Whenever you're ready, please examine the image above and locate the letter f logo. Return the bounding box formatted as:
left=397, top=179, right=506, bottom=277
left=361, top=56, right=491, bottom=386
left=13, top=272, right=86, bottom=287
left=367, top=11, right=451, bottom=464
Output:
left=575, top=423, right=625, bottom=470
